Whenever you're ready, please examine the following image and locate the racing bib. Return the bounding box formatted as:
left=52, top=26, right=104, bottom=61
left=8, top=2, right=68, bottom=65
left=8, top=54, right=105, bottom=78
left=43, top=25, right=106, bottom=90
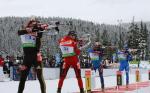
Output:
left=60, top=46, right=76, bottom=57
left=21, top=35, right=36, bottom=47
left=89, top=53, right=99, bottom=61
left=118, top=53, right=126, bottom=60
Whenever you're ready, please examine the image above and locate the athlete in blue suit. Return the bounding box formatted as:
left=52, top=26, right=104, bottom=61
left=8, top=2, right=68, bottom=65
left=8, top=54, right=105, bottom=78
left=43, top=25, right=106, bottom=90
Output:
left=88, top=42, right=104, bottom=91
left=116, top=48, right=132, bottom=87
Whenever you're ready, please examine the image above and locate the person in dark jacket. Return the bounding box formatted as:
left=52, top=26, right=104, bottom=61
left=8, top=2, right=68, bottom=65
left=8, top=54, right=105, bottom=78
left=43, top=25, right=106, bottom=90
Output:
left=17, top=17, right=48, bottom=93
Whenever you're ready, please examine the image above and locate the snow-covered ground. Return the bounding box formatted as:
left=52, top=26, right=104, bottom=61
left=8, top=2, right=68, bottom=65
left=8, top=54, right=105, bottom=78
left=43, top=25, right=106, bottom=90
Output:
left=0, top=68, right=150, bottom=93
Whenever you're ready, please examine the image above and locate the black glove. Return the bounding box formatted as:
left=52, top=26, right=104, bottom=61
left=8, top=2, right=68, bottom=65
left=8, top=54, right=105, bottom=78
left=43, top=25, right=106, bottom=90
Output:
left=55, top=27, right=59, bottom=32
left=18, top=30, right=28, bottom=35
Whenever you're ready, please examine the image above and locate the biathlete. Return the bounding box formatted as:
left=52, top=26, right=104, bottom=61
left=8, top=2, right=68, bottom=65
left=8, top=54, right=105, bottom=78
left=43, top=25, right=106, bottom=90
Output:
left=57, top=31, right=84, bottom=93
left=87, top=42, right=105, bottom=91
left=116, top=48, right=132, bottom=87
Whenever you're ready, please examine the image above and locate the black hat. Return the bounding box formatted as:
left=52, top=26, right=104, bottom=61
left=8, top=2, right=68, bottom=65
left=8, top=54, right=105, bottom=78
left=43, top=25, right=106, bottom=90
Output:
left=68, top=31, right=77, bottom=36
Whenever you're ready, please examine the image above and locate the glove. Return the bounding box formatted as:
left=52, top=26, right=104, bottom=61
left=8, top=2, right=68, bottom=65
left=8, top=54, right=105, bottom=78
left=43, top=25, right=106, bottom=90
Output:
left=19, top=65, right=27, bottom=71
left=40, top=24, right=49, bottom=30
left=37, top=52, right=42, bottom=62
left=55, top=27, right=59, bottom=32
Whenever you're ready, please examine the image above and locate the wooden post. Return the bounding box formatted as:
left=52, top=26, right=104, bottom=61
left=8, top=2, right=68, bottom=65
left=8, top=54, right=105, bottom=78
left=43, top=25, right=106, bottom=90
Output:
left=117, top=71, right=123, bottom=86
left=136, top=69, right=140, bottom=82
left=85, top=69, right=91, bottom=93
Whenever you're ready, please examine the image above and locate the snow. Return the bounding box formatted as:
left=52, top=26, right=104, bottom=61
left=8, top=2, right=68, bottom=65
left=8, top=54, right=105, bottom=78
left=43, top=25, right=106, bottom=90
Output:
left=0, top=78, right=81, bottom=93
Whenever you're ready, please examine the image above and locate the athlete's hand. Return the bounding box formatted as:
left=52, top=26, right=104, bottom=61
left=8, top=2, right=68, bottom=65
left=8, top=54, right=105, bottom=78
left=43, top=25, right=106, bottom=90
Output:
left=19, top=65, right=27, bottom=71
left=37, top=52, right=42, bottom=62
left=40, top=24, right=49, bottom=30
left=26, top=27, right=32, bottom=33
left=29, top=32, right=37, bottom=36
left=77, top=63, right=80, bottom=69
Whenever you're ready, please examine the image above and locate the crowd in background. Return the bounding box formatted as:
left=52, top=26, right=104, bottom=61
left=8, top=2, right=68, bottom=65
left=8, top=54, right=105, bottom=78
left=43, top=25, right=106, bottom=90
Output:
left=0, top=53, right=115, bottom=78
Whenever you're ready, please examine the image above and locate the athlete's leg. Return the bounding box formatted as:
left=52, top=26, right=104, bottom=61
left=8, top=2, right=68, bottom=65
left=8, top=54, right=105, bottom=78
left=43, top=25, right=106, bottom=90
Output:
left=98, top=65, right=104, bottom=89
left=119, top=62, right=124, bottom=71
left=17, top=65, right=31, bottom=93
left=31, top=52, right=46, bottom=93
left=73, top=63, right=84, bottom=93
left=57, top=62, right=70, bottom=93
left=36, top=63, right=46, bottom=93
left=125, top=64, right=129, bottom=85
left=18, top=53, right=38, bottom=93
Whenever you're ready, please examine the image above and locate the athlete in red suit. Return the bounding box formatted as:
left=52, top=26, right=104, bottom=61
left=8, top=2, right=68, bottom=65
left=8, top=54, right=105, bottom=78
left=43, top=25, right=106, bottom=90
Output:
left=57, top=31, right=84, bottom=93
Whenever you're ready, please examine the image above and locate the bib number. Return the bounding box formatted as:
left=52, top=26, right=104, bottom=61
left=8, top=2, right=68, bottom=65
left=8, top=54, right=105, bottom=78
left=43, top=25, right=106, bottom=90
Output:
left=118, top=54, right=126, bottom=60
left=89, top=53, right=99, bottom=61
left=60, top=46, right=76, bottom=57
left=21, top=35, right=36, bottom=47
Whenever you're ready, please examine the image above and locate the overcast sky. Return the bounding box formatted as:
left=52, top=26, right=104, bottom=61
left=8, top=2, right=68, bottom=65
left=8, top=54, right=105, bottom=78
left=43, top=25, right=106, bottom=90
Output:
left=0, top=0, right=149, bottom=24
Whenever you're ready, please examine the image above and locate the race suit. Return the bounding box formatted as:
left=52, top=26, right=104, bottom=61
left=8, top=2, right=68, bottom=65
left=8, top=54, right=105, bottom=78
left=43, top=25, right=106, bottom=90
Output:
left=117, top=50, right=132, bottom=85
left=88, top=47, right=104, bottom=89
left=58, top=36, right=83, bottom=90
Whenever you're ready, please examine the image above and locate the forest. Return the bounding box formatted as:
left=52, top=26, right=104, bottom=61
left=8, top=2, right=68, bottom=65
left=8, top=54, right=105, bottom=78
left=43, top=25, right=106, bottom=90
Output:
left=0, top=16, right=149, bottom=59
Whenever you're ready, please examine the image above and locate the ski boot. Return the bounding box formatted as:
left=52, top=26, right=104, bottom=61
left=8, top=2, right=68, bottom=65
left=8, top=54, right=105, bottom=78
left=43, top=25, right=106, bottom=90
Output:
left=101, top=88, right=105, bottom=92
left=80, top=88, right=84, bottom=93
left=126, top=85, right=128, bottom=88
left=101, top=85, right=105, bottom=92
left=57, top=88, right=61, bottom=93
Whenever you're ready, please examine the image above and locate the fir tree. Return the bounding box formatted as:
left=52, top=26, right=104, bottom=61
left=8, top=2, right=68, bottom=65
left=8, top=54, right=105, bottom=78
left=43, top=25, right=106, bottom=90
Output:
left=127, top=21, right=140, bottom=49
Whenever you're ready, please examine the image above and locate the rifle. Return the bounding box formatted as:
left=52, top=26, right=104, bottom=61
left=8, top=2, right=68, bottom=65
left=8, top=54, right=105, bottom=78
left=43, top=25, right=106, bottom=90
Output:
left=18, top=21, right=60, bottom=35
left=78, top=34, right=91, bottom=50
